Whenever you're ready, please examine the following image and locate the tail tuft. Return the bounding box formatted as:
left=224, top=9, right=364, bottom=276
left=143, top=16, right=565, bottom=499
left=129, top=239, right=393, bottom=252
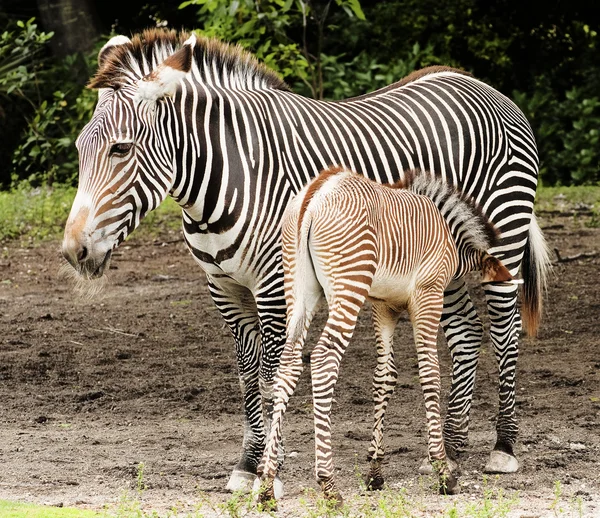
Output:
left=521, top=213, right=551, bottom=337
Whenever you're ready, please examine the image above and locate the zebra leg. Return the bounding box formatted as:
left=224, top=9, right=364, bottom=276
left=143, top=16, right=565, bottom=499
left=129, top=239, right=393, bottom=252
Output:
left=255, top=272, right=288, bottom=465
left=256, top=337, right=304, bottom=508
left=366, top=302, right=400, bottom=491
left=311, top=296, right=368, bottom=507
left=253, top=274, right=320, bottom=503
left=206, top=275, right=266, bottom=491
left=483, top=282, right=521, bottom=473
left=441, top=278, right=484, bottom=458
left=257, top=294, right=320, bottom=507
left=409, top=289, right=459, bottom=495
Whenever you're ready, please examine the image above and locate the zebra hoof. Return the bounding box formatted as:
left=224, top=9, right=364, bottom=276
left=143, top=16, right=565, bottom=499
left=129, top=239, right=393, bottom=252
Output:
left=483, top=450, right=519, bottom=473
left=418, top=456, right=458, bottom=475
left=252, top=475, right=284, bottom=499
left=226, top=469, right=256, bottom=492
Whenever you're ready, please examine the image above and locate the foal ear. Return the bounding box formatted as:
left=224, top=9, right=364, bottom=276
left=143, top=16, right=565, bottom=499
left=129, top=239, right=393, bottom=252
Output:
left=481, top=254, right=513, bottom=283
left=136, top=33, right=196, bottom=103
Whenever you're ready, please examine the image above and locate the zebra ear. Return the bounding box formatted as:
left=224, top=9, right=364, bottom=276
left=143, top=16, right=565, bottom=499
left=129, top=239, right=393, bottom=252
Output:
left=98, top=35, right=131, bottom=68
left=136, top=33, right=196, bottom=104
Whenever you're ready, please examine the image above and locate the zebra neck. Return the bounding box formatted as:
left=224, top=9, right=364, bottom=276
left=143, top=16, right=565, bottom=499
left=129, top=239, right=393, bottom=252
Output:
left=170, top=87, right=282, bottom=236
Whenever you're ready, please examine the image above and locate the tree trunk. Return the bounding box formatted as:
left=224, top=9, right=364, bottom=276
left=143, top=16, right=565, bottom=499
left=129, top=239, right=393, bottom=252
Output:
left=36, top=0, right=101, bottom=57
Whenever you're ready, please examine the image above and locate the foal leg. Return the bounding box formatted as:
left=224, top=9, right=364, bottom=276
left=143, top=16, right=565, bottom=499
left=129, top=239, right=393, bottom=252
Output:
left=311, top=291, right=370, bottom=506
left=257, top=291, right=321, bottom=505
left=366, top=302, right=400, bottom=490
left=409, top=288, right=459, bottom=495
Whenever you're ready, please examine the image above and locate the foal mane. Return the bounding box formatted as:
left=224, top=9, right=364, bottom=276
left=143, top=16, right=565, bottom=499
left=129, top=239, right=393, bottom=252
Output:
left=89, top=28, right=290, bottom=92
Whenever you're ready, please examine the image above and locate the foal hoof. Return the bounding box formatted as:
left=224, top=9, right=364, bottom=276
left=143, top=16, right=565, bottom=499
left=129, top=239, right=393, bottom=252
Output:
left=483, top=450, right=519, bottom=473
left=366, top=473, right=385, bottom=491
left=256, top=486, right=278, bottom=511
left=439, top=472, right=460, bottom=495
left=252, top=475, right=284, bottom=499
left=226, top=469, right=256, bottom=492
left=325, top=491, right=344, bottom=510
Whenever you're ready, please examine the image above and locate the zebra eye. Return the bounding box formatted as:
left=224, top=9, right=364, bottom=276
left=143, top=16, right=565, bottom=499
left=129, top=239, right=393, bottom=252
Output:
left=109, top=142, right=134, bottom=156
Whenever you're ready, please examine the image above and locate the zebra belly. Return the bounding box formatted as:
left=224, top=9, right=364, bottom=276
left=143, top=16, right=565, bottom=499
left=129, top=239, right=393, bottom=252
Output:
left=368, top=269, right=418, bottom=308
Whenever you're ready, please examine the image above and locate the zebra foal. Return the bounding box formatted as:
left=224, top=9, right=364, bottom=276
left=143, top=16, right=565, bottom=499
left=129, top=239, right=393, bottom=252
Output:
left=258, top=167, right=514, bottom=505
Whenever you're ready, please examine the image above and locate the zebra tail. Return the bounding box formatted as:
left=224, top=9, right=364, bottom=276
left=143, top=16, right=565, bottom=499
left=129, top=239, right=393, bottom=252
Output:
left=520, top=213, right=551, bottom=337
left=284, top=192, right=321, bottom=344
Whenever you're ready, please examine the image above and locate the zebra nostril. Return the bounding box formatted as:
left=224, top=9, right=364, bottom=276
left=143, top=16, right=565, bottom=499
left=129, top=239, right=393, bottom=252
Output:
left=77, top=246, right=88, bottom=263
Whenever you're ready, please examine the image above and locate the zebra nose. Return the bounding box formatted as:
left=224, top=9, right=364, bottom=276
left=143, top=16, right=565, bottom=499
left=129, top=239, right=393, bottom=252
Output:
left=62, top=241, right=88, bottom=268
left=77, top=246, right=89, bottom=263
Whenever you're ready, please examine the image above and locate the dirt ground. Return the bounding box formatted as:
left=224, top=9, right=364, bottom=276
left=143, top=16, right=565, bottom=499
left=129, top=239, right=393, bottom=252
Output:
left=0, top=211, right=599, bottom=517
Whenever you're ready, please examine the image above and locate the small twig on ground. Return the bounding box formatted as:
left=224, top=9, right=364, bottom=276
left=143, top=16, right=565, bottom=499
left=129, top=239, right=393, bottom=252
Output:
left=554, top=248, right=599, bottom=264
left=91, top=326, right=138, bottom=338
left=541, top=224, right=564, bottom=230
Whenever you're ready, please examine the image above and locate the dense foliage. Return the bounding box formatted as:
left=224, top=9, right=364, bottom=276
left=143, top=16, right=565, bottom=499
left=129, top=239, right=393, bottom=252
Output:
left=0, top=0, right=598, bottom=188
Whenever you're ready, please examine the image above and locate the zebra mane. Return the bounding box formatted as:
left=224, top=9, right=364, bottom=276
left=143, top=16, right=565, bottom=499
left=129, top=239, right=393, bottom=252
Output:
left=89, top=28, right=290, bottom=92
left=395, top=169, right=500, bottom=252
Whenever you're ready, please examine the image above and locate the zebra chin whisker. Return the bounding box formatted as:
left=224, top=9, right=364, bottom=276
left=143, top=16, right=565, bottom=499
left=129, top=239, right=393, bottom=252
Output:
left=58, top=262, right=110, bottom=300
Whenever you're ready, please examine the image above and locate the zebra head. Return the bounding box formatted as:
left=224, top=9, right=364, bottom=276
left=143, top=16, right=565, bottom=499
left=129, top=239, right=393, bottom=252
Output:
left=62, top=32, right=194, bottom=278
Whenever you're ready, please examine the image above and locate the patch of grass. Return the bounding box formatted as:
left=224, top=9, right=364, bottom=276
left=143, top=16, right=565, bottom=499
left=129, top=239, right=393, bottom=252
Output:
left=0, top=185, right=76, bottom=241
left=0, top=500, right=101, bottom=517
left=535, top=185, right=600, bottom=212
left=1, top=184, right=598, bottom=242
left=0, top=186, right=182, bottom=243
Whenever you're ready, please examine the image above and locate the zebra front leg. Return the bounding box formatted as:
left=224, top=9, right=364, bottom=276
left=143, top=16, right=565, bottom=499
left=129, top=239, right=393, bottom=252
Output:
left=441, top=278, right=484, bottom=459
left=255, top=272, right=288, bottom=470
left=483, top=282, right=521, bottom=474
left=366, top=302, right=400, bottom=491
left=207, top=276, right=265, bottom=491
left=410, top=289, right=459, bottom=495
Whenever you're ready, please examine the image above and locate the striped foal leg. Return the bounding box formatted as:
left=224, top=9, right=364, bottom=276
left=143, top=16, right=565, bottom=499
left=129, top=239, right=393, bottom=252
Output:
left=311, top=292, right=370, bottom=505
left=207, top=276, right=265, bottom=490
left=366, top=302, right=400, bottom=490
left=441, top=278, right=484, bottom=458
left=483, top=282, right=521, bottom=473
left=257, top=294, right=321, bottom=506
left=409, top=288, right=459, bottom=495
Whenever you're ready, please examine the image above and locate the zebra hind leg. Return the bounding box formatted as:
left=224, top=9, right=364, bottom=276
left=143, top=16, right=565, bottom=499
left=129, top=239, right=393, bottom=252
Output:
left=442, top=280, right=483, bottom=459
left=366, top=302, right=400, bottom=491
left=483, top=282, right=521, bottom=474
left=256, top=284, right=321, bottom=507
left=311, top=296, right=370, bottom=507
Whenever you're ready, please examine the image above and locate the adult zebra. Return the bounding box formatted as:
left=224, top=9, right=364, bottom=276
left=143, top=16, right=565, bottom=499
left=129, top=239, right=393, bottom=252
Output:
left=61, top=29, right=549, bottom=491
